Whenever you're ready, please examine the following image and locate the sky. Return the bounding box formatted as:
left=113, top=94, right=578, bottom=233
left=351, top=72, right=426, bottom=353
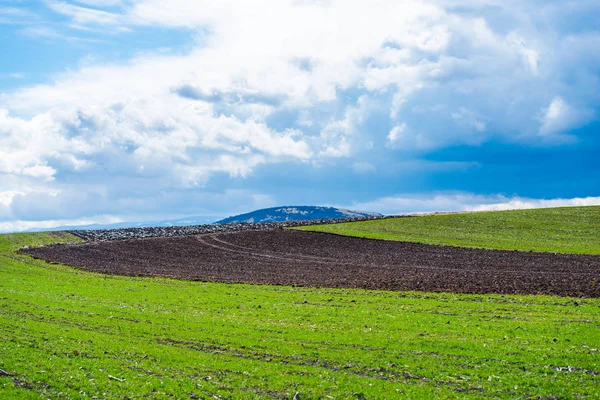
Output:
left=1, top=0, right=599, bottom=232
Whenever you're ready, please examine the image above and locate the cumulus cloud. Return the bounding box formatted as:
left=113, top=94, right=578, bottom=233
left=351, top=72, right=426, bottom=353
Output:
left=386, top=123, right=440, bottom=151
left=507, top=33, right=540, bottom=75
left=0, top=109, right=63, bottom=181
left=537, top=96, right=590, bottom=141
left=387, top=123, right=408, bottom=146
left=451, top=107, right=486, bottom=133
left=317, top=96, right=372, bottom=157
left=0, top=97, right=312, bottom=188
left=348, top=193, right=600, bottom=215
left=0, top=0, right=598, bottom=229
left=0, top=191, right=20, bottom=222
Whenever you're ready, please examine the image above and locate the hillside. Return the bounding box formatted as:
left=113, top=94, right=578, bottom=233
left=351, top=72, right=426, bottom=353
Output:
left=216, top=206, right=381, bottom=224
left=297, top=205, right=600, bottom=254
left=1, top=232, right=599, bottom=398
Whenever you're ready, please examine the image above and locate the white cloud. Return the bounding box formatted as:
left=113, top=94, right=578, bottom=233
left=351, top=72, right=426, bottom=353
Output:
left=538, top=96, right=585, bottom=139
left=0, top=187, right=277, bottom=232
left=0, top=109, right=64, bottom=181
left=0, top=7, right=38, bottom=24
left=0, top=95, right=312, bottom=188
left=0, top=216, right=122, bottom=234
left=21, top=165, right=57, bottom=181
left=317, top=96, right=371, bottom=157
left=0, top=191, right=21, bottom=207
left=348, top=193, right=600, bottom=215
left=7, top=1, right=595, bottom=147
left=540, top=97, right=569, bottom=134
left=451, top=107, right=486, bottom=132
left=507, top=33, right=540, bottom=75
left=387, top=123, right=407, bottom=146
left=0, top=191, right=21, bottom=222
left=390, top=89, right=418, bottom=119
left=386, top=123, right=440, bottom=151
left=48, top=1, right=124, bottom=28
left=0, top=0, right=598, bottom=228
left=471, top=196, right=600, bottom=212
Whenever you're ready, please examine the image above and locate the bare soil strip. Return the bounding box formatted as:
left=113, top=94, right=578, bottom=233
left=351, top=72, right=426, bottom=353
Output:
left=24, top=230, right=600, bottom=297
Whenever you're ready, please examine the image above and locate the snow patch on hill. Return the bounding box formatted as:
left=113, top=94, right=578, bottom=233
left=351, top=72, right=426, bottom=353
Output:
left=216, top=206, right=381, bottom=224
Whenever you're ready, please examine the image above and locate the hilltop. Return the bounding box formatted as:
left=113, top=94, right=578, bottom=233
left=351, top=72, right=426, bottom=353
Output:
left=216, top=206, right=381, bottom=224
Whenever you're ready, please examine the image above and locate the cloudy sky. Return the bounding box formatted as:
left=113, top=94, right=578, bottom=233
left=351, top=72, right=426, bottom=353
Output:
left=1, top=0, right=599, bottom=232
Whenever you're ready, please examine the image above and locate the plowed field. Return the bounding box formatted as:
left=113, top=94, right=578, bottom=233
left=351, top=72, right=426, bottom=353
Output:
left=24, top=230, right=600, bottom=297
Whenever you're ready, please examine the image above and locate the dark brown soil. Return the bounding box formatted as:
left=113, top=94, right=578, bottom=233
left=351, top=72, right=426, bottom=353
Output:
left=24, top=230, right=600, bottom=297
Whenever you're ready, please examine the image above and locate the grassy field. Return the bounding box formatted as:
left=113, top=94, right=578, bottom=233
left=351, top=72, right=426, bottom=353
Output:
left=0, top=232, right=599, bottom=399
left=297, top=205, right=600, bottom=255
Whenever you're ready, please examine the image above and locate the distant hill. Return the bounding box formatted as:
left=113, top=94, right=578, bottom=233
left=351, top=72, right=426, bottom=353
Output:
left=216, top=206, right=381, bottom=224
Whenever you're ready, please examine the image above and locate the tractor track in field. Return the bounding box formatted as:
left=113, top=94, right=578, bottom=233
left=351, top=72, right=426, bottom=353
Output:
left=22, top=230, right=600, bottom=297
left=196, top=236, right=340, bottom=264
left=200, top=234, right=596, bottom=276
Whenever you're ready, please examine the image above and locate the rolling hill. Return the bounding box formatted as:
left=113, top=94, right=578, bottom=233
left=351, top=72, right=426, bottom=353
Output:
left=297, top=205, right=600, bottom=254
left=216, top=206, right=381, bottom=224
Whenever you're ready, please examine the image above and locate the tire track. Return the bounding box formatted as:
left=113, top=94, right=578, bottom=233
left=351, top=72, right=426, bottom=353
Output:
left=207, top=234, right=341, bottom=263
left=197, top=234, right=596, bottom=276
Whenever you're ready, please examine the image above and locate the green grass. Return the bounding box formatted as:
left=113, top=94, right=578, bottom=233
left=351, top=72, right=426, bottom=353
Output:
left=1, top=232, right=599, bottom=399
left=296, top=205, right=600, bottom=255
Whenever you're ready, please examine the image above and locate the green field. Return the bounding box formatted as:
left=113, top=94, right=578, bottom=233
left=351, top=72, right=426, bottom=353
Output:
left=297, top=206, right=600, bottom=255
left=1, top=232, right=599, bottom=399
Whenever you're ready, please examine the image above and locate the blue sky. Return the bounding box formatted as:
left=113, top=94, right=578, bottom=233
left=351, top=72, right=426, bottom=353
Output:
left=1, top=0, right=599, bottom=232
